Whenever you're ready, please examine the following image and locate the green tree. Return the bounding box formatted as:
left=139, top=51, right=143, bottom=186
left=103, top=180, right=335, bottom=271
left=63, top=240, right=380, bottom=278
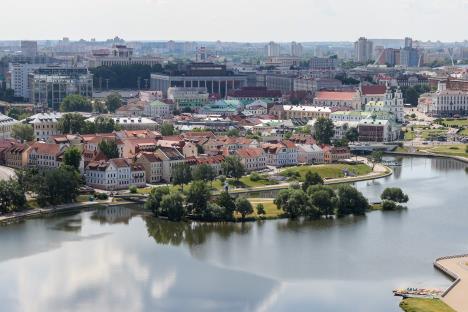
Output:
left=222, top=156, right=245, bottom=181
left=98, top=139, right=120, bottom=159
left=274, top=188, right=313, bottom=219
left=382, top=200, right=397, bottom=211
left=309, top=189, right=335, bottom=218
left=35, top=166, right=81, bottom=206
left=216, top=191, right=236, bottom=219
left=105, top=93, right=123, bottom=112
left=256, top=203, right=266, bottom=216
left=60, top=94, right=92, bottom=112
left=336, top=185, right=369, bottom=217
left=58, top=113, right=86, bottom=134
left=186, top=180, right=211, bottom=215
left=0, top=180, right=27, bottom=214
left=235, top=197, right=253, bottom=221
left=227, top=129, right=240, bottom=137
left=302, top=171, right=324, bottom=191
left=12, top=123, right=34, bottom=142
left=63, top=147, right=82, bottom=171
left=160, top=122, right=175, bottom=136
left=381, top=187, right=409, bottom=203
left=368, top=150, right=383, bottom=169
left=93, top=100, right=108, bottom=113
left=171, top=162, right=192, bottom=191
left=345, top=127, right=359, bottom=143
left=144, top=186, right=170, bottom=215
left=314, top=117, right=335, bottom=145
left=192, top=164, right=216, bottom=185
left=160, top=192, right=185, bottom=221
left=94, top=116, right=121, bottom=133
left=129, top=185, right=138, bottom=194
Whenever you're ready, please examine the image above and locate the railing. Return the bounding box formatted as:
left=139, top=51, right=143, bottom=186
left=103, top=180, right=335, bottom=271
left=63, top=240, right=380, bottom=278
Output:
left=433, top=254, right=468, bottom=297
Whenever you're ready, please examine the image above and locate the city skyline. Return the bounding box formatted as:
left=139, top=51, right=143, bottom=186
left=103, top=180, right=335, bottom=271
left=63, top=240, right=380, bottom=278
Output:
left=0, top=0, right=467, bottom=42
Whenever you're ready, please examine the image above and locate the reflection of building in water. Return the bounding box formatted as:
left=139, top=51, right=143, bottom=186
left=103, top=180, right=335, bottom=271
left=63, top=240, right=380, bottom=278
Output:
left=431, top=158, right=467, bottom=171
left=92, top=206, right=138, bottom=224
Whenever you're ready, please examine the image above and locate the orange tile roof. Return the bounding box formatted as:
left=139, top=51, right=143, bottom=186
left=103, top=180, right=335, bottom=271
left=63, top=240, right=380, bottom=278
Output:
left=315, top=91, right=356, bottom=101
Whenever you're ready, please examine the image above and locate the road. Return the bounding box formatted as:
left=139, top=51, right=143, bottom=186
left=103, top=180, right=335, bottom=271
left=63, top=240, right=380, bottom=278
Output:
left=0, top=165, right=16, bottom=181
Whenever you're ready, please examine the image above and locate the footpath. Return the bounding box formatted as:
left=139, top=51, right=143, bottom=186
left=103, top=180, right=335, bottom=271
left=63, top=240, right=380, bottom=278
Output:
left=434, top=255, right=468, bottom=312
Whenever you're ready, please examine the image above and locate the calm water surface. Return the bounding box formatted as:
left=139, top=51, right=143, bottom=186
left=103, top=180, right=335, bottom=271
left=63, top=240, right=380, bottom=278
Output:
left=0, top=157, right=467, bottom=312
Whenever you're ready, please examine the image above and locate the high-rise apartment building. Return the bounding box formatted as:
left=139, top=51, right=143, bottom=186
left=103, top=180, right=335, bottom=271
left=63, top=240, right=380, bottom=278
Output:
left=265, top=41, right=280, bottom=57
left=20, top=41, right=38, bottom=57
left=354, top=37, right=373, bottom=63
left=291, top=42, right=303, bottom=57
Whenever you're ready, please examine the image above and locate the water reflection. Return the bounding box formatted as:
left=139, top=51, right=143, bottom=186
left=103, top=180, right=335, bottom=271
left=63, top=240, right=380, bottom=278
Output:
left=90, top=206, right=141, bottom=225
left=145, top=217, right=252, bottom=248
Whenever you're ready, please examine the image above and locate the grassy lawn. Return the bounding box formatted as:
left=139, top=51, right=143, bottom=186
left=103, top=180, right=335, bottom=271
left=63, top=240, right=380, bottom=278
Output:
left=281, top=164, right=372, bottom=181
left=404, top=131, right=416, bottom=141
left=399, top=298, right=455, bottom=312
left=394, top=146, right=410, bottom=153
left=420, top=144, right=468, bottom=158
left=242, top=198, right=284, bottom=219
left=440, top=118, right=468, bottom=127
left=459, top=128, right=468, bottom=136
left=420, top=129, right=448, bottom=140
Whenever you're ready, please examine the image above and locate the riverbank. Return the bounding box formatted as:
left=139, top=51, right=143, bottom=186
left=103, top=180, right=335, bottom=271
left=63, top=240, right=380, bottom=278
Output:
left=434, top=254, right=468, bottom=312
left=400, top=298, right=455, bottom=312
left=387, top=147, right=468, bottom=164
left=0, top=199, right=137, bottom=226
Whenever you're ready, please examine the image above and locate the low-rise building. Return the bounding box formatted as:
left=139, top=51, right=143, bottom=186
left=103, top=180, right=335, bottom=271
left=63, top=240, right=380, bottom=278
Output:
left=0, top=114, right=20, bottom=139
left=27, top=142, right=65, bottom=170
left=143, top=100, right=173, bottom=118
left=26, top=112, right=63, bottom=141
left=296, top=144, right=324, bottom=164
left=235, top=147, right=267, bottom=172
left=135, top=152, right=163, bottom=184
left=262, top=140, right=298, bottom=167
left=4, top=143, right=28, bottom=168
left=155, top=147, right=186, bottom=183
left=281, top=105, right=331, bottom=120
left=313, top=91, right=361, bottom=110
left=85, top=158, right=145, bottom=191
left=322, top=146, right=351, bottom=163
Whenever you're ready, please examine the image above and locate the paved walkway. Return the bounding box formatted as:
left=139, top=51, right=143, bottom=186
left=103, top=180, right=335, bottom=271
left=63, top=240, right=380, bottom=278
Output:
left=435, top=255, right=468, bottom=312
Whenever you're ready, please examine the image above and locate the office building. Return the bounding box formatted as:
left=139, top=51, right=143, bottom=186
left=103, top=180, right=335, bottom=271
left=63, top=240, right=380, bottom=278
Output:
left=30, top=66, right=93, bottom=110
left=88, top=45, right=163, bottom=68
left=150, top=63, right=247, bottom=97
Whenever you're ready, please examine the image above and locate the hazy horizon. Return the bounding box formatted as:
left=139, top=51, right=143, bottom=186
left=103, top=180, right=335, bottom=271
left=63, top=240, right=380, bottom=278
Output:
left=0, top=0, right=467, bottom=42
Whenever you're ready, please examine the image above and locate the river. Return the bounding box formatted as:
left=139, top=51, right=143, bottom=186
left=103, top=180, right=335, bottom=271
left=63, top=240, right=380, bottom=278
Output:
left=0, top=157, right=467, bottom=312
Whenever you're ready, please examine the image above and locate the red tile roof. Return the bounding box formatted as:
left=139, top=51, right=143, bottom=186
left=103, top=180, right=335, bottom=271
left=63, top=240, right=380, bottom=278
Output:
left=236, top=147, right=264, bottom=158
left=315, top=91, right=356, bottom=101
left=361, top=85, right=386, bottom=95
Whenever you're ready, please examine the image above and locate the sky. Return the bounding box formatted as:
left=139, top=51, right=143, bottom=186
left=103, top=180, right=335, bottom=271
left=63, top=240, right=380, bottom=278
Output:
left=0, top=0, right=467, bottom=42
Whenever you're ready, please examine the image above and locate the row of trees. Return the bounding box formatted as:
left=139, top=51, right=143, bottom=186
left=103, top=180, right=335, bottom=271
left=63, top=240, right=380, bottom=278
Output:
left=60, top=93, right=123, bottom=113
left=171, top=156, right=245, bottom=191
left=144, top=180, right=255, bottom=222
left=275, top=182, right=369, bottom=219
left=58, top=113, right=121, bottom=135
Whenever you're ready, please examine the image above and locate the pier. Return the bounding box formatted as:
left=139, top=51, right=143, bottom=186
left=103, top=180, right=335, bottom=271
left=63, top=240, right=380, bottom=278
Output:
left=434, top=254, right=468, bottom=312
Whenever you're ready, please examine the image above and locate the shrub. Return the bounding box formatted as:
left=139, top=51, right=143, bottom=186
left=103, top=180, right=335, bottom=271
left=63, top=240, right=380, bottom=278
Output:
left=95, top=193, right=109, bottom=200
left=250, top=172, right=261, bottom=182
left=129, top=185, right=138, bottom=194
left=382, top=200, right=397, bottom=211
